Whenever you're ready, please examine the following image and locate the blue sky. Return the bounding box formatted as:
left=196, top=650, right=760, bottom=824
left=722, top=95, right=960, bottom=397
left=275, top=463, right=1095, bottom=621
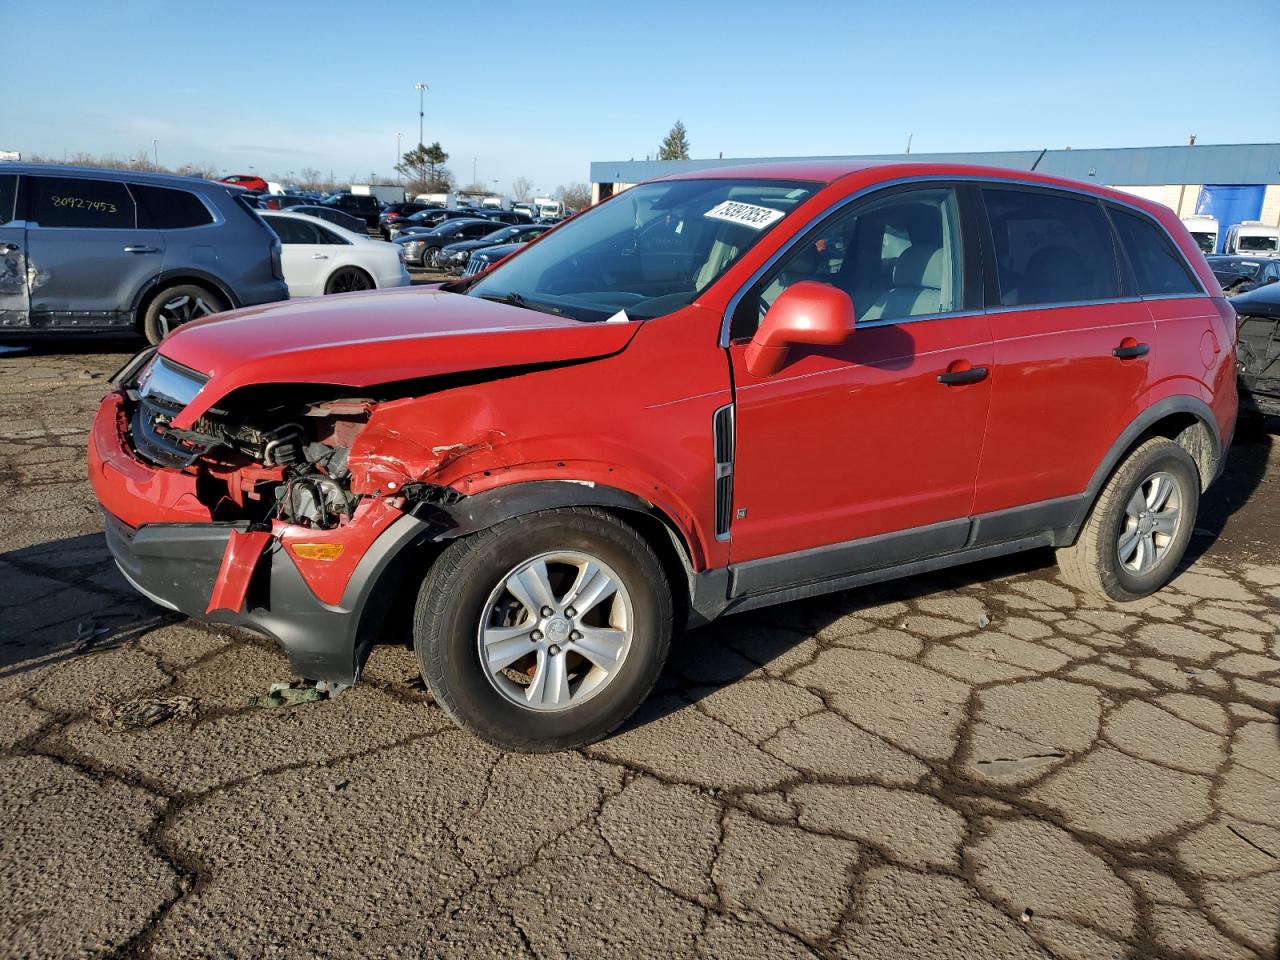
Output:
left=6, top=0, right=1270, bottom=192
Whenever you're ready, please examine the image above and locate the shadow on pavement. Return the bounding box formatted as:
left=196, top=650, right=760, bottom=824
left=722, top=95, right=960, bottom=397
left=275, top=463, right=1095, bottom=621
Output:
left=0, top=336, right=142, bottom=358
left=1184, top=417, right=1275, bottom=567
left=0, top=532, right=180, bottom=680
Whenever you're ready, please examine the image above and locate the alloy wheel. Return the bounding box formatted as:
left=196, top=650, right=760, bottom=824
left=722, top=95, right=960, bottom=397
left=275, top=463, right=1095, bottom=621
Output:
left=1117, top=470, right=1182, bottom=574
left=477, top=550, right=634, bottom=712
left=156, top=293, right=216, bottom=338
left=329, top=269, right=373, bottom=294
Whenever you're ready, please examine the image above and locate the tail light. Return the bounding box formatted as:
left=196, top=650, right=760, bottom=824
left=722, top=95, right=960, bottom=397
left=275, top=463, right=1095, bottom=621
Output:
left=270, top=236, right=284, bottom=281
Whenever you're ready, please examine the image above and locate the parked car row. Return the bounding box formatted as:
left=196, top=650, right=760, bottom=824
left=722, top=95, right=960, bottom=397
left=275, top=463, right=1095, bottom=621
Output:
left=0, top=164, right=423, bottom=344
left=0, top=163, right=287, bottom=343
left=394, top=219, right=549, bottom=269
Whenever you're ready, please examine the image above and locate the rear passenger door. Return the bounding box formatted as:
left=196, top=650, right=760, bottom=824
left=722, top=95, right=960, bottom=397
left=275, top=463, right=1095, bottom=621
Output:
left=24, top=175, right=165, bottom=330
left=1106, top=203, right=1224, bottom=417
left=0, top=174, right=26, bottom=328
left=973, top=186, right=1155, bottom=524
left=269, top=216, right=332, bottom=297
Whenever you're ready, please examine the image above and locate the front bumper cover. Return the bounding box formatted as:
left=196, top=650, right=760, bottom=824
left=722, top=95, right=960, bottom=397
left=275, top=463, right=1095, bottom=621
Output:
left=104, top=509, right=428, bottom=683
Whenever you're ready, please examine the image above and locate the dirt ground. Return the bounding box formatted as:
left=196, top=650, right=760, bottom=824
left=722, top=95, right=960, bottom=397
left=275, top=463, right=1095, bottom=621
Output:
left=0, top=335, right=1277, bottom=960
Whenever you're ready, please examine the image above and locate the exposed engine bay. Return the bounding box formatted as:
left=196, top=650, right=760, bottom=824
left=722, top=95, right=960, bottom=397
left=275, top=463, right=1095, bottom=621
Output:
left=122, top=352, right=372, bottom=528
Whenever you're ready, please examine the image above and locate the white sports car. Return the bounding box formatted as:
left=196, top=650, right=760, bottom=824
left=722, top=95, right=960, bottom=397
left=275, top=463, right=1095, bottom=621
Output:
left=260, top=211, right=410, bottom=297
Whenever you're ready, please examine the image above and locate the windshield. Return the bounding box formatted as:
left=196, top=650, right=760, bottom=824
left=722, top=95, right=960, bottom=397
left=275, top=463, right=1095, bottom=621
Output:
left=1217, top=260, right=1262, bottom=280
left=468, top=178, right=818, bottom=321
left=1239, top=235, right=1279, bottom=252
left=484, top=226, right=521, bottom=243
left=1190, top=232, right=1216, bottom=253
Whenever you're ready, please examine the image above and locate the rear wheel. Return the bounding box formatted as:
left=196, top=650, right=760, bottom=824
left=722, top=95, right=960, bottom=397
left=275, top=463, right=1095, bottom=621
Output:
left=324, top=267, right=374, bottom=294
left=1056, top=438, right=1199, bottom=601
left=141, top=284, right=226, bottom=343
left=413, top=507, right=673, bottom=751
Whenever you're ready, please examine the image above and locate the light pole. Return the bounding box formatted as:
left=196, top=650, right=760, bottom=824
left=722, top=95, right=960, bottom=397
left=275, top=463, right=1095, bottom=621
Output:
left=472, top=157, right=477, bottom=185
left=151, top=138, right=158, bottom=169
left=396, top=132, right=403, bottom=182
left=415, top=83, right=428, bottom=147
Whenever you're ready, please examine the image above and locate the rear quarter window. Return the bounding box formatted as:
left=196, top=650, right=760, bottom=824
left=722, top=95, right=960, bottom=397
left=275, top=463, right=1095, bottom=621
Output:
left=983, top=187, right=1120, bottom=307
left=28, top=176, right=135, bottom=229
left=1107, top=206, right=1201, bottom=297
left=131, top=184, right=215, bottom=229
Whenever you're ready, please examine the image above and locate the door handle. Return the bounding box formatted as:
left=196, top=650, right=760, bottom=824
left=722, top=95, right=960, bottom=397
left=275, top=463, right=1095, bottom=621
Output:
left=123, top=245, right=159, bottom=254
left=312, top=253, right=329, bottom=259
left=937, top=365, right=989, bottom=386
left=1112, top=339, right=1150, bottom=360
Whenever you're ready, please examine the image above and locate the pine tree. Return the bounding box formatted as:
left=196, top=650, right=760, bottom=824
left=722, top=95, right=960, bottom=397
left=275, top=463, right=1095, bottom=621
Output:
left=658, top=121, right=691, bottom=161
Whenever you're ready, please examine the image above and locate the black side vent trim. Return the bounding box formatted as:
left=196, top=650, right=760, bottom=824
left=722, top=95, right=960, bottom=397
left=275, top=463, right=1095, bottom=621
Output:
left=712, top=403, right=735, bottom=540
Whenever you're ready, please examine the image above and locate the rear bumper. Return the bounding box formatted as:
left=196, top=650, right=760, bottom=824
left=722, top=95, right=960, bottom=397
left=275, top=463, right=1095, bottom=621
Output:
left=103, top=509, right=428, bottom=683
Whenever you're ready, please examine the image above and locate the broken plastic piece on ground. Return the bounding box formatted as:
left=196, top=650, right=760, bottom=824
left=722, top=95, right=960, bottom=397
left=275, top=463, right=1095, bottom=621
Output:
left=93, top=695, right=199, bottom=730
left=246, top=679, right=350, bottom=708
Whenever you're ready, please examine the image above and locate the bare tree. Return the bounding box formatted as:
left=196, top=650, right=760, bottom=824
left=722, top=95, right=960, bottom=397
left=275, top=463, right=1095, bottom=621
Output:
left=555, top=183, right=592, bottom=211
left=510, top=176, right=534, bottom=201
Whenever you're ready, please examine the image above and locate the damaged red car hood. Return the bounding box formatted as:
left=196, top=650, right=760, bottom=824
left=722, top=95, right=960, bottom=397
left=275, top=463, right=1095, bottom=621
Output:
left=161, top=287, right=640, bottom=428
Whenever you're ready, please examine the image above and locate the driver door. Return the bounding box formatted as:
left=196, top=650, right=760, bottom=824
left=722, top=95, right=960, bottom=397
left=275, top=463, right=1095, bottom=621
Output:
left=724, top=184, right=994, bottom=587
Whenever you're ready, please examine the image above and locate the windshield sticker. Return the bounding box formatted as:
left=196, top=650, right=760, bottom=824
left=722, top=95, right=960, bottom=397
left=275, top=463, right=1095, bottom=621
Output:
left=703, top=200, right=784, bottom=230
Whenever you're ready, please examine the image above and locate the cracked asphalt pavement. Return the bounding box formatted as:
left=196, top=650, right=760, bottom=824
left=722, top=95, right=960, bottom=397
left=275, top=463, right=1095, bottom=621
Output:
left=1, top=342, right=1278, bottom=960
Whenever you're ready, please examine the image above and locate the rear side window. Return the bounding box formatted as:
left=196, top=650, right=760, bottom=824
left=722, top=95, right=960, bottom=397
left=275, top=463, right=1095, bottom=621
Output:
left=0, top=175, right=15, bottom=225
left=131, top=184, right=215, bottom=229
left=265, top=216, right=325, bottom=244
left=28, top=176, right=135, bottom=229
left=983, top=188, right=1119, bottom=307
left=313, top=223, right=347, bottom=244
left=1107, top=206, right=1201, bottom=297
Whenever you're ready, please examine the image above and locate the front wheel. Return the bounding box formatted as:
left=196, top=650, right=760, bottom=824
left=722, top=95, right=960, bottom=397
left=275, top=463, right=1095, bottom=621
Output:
left=1056, top=437, right=1199, bottom=601
left=413, top=507, right=673, bottom=751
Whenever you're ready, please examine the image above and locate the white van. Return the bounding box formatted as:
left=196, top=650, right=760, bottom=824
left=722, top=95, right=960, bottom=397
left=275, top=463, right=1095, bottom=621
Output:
left=1224, top=221, right=1280, bottom=257
left=1181, top=215, right=1219, bottom=255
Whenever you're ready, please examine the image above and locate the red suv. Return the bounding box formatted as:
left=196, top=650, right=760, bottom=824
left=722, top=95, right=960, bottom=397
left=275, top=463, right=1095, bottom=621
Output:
left=90, top=162, right=1236, bottom=750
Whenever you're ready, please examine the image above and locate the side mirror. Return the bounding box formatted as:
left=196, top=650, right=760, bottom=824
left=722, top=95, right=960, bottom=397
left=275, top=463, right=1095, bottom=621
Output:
left=743, top=281, right=857, bottom=378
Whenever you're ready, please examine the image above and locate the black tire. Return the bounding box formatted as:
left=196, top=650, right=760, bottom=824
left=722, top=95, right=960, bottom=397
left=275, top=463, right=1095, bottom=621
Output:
left=425, top=247, right=441, bottom=268
left=413, top=507, right=673, bottom=752
left=324, top=267, right=375, bottom=295
left=1056, top=438, right=1200, bottom=602
left=141, top=284, right=227, bottom=344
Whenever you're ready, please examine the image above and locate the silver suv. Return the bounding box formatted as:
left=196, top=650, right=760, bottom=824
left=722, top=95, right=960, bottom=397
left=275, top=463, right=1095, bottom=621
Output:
left=0, top=164, right=288, bottom=343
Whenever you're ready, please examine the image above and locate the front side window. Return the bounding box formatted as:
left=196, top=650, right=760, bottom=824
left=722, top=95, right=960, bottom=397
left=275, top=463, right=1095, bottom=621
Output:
left=28, top=176, right=135, bottom=229
left=131, top=184, right=215, bottom=229
left=468, top=178, right=817, bottom=322
left=983, top=187, right=1120, bottom=307
left=1107, top=206, right=1200, bottom=297
left=732, top=186, right=965, bottom=338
